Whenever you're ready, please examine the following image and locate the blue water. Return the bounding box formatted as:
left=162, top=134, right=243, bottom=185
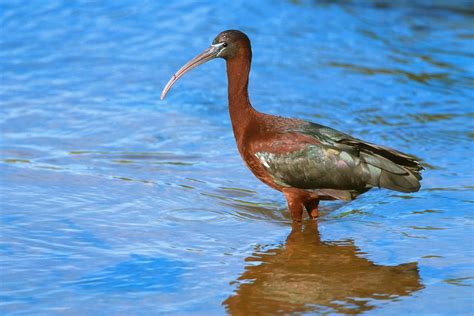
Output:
left=1, top=1, right=473, bottom=314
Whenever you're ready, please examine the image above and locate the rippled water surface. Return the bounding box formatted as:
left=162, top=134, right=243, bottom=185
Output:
left=1, top=1, right=473, bottom=314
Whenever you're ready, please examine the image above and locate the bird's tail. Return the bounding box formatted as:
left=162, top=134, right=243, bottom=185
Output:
left=341, top=139, right=424, bottom=193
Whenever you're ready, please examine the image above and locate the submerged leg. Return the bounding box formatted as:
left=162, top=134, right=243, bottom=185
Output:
left=283, top=191, right=304, bottom=223
left=304, top=199, right=320, bottom=220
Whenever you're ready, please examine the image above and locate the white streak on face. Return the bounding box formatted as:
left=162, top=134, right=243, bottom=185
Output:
left=211, top=42, right=226, bottom=57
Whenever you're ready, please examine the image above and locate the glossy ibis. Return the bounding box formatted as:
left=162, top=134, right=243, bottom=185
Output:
left=161, top=30, right=423, bottom=223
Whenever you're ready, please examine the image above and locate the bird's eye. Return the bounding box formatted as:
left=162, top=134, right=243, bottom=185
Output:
left=222, top=42, right=228, bottom=47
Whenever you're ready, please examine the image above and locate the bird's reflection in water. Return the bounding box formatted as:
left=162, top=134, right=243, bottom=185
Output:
left=223, top=221, right=423, bottom=315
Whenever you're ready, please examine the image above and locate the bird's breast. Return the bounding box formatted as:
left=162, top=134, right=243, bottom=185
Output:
left=240, top=148, right=284, bottom=191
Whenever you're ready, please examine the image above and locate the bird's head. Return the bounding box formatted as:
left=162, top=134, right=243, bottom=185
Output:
left=160, top=30, right=250, bottom=100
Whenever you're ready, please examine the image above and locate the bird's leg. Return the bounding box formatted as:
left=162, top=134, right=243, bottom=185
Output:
left=283, top=191, right=304, bottom=224
left=304, top=199, right=320, bottom=220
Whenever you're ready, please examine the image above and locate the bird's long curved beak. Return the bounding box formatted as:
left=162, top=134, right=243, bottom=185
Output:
left=160, top=43, right=224, bottom=100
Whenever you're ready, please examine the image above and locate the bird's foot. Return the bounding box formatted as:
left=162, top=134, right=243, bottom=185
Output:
left=309, top=208, right=318, bottom=220
left=290, top=208, right=303, bottom=224
left=304, top=199, right=320, bottom=220
left=291, top=217, right=303, bottom=225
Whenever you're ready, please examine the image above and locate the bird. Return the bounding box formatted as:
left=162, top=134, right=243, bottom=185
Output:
left=160, top=30, right=423, bottom=223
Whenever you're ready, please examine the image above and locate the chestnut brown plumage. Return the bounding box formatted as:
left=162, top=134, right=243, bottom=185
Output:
left=161, top=30, right=423, bottom=223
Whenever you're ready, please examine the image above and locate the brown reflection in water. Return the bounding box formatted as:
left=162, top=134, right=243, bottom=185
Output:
left=223, top=222, right=423, bottom=315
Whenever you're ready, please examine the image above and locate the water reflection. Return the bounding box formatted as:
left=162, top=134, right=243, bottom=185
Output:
left=224, top=222, right=423, bottom=314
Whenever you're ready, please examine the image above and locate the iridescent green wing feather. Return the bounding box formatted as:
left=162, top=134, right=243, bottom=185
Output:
left=256, top=122, right=423, bottom=195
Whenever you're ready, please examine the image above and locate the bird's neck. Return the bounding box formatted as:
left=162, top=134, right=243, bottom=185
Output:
left=225, top=49, right=257, bottom=146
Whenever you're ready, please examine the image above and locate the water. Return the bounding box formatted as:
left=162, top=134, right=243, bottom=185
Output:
left=1, top=0, right=473, bottom=314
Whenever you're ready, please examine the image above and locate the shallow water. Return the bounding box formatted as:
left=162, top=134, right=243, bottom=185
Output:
left=1, top=0, right=473, bottom=314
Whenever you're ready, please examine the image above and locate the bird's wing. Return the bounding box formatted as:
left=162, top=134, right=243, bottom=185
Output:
left=254, top=122, right=423, bottom=198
